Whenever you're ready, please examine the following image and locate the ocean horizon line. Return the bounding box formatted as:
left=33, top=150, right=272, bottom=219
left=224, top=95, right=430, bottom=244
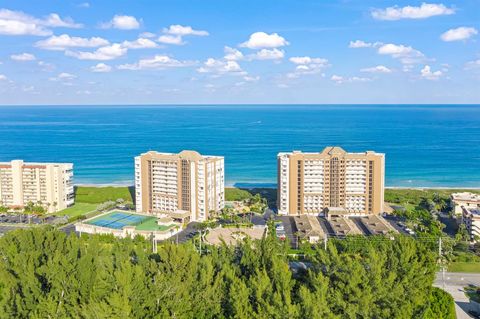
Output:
left=1, top=103, right=480, bottom=108
left=75, top=182, right=480, bottom=190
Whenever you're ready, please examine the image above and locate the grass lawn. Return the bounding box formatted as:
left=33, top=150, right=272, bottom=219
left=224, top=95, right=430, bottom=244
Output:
left=135, top=218, right=176, bottom=231
left=225, top=188, right=253, bottom=201
left=54, top=202, right=97, bottom=218
left=448, top=262, right=480, bottom=273
left=75, top=186, right=133, bottom=204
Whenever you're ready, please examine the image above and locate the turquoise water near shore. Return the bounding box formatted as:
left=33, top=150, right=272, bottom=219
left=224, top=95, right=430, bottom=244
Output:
left=0, top=105, right=479, bottom=188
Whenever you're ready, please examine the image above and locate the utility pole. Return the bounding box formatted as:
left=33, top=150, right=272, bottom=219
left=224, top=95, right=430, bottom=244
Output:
left=324, top=233, right=328, bottom=251
left=439, top=237, right=445, bottom=290
left=152, top=233, right=157, bottom=253
left=199, top=230, right=202, bottom=255
left=438, top=237, right=442, bottom=257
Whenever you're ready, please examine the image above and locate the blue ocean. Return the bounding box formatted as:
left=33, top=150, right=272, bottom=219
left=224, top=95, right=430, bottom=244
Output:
left=0, top=105, right=479, bottom=188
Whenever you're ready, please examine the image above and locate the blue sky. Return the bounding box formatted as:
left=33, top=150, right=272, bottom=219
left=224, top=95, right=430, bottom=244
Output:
left=0, top=0, right=479, bottom=104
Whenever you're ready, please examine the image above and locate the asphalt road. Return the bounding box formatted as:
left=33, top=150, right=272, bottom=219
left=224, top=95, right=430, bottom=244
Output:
left=435, top=272, right=480, bottom=319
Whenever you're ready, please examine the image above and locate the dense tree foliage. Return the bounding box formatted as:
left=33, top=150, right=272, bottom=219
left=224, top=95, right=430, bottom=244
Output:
left=0, top=228, right=451, bottom=318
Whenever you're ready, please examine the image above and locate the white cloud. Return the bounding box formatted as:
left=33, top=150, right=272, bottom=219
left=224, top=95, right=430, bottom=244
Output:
left=289, top=56, right=328, bottom=65
left=251, top=48, right=284, bottom=60
left=420, top=65, right=443, bottom=80
left=465, top=59, right=480, bottom=70
left=0, top=9, right=82, bottom=36
left=44, top=14, right=82, bottom=28
left=163, top=24, right=208, bottom=36
left=122, top=38, right=157, bottom=49
left=49, top=72, right=76, bottom=81
left=35, top=34, right=109, bottom=50
left=240, top=32, right=289, bottom=49
left=0, top=74, right=7, bottom=81
left=331, top=75, right=371, bottom=84
left=157, top=25, right=208, bottom=46
left=377, top=43, right=425, bottom=66
left=91, top=63, right=112, bottom=73
left=66, top=43, right=127, bottom=60
left=348, top=40, right=383, bottom=48
left=372, top=3, right=455, bottom=20
left=197, top=58, right=245, bottom=75
left=331, top=75, right=344, bottom=83
left=101, top=15, right=140, bottom=30
left=441, top=27, right=478, bottom=42
left=287, top=56, right=329, bottom=78
left=139, top=32, right=156, bottom=38
left=10, top=53, right=36, bottom=61
left=243, top=75, right=259, bottom=82
left=158, top=34, right=183, bottom=45
left=78, top=2, right=90, bottom=8
left=118, top=55, right=194, bottom=70
left=360, top=65, right=392, bottom=73
left=38, top=61, right=55, bottom=71
left=224, top=46, right=244, bottom=61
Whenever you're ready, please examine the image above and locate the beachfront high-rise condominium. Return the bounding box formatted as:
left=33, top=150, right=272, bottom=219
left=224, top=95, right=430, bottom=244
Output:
left=0, top=160, right=74, bottom=213
left=135, top=150, right=224, bottom=222
left=277, top=147, right=385, bottom=216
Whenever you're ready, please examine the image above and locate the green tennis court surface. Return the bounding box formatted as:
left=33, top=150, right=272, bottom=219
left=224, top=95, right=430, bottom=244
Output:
left=86, top=211, right=175, bottom=231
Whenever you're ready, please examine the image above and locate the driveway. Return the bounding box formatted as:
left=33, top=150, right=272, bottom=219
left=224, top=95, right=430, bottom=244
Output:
left=435, top=272, right=480, bottom=318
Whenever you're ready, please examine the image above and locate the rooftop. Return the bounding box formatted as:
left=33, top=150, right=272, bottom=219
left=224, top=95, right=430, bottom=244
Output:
left=452, top=192, right=480, bottom=202
left=293, top=215, right=324, bottom=238
left=359, top=215, right=394, bottom=235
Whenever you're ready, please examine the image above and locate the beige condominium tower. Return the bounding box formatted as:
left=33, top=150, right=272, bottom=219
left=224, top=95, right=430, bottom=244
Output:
left=0, top=160, right=74, bottom=213
left=277, top=147, right=385, bottom=216
left=135, top=150, right=225, bottom=222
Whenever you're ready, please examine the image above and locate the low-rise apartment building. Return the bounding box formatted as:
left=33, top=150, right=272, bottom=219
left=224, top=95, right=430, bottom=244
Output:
left=462, top=207, right=480, bottom=242
left=135, top=150, right=224, bottom=222
left=0, top=160, right=74, bottom=213
left=451, top=192, right=480, bottom=215
left=277, top=146, right=385, bottom=216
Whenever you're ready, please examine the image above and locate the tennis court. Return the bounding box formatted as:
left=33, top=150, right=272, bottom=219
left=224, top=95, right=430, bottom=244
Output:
left=86, top=211, right=151, bottom=229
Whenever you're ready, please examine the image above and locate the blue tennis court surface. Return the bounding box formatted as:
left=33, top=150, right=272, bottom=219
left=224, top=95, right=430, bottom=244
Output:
left=87, top=211, right=151, bottom=229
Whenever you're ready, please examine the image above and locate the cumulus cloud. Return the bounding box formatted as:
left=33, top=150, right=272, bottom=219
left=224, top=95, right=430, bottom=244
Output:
left=349, top=40, right=382, bottom=48
left=331, top=75, right=371, bottom=84
left=101, top=15, right=140, bottom=30
left=157, top=25, right=208, bottom=45
left=251, top=48, right=284, bottom=60
left=118, top=55, right=194, bottom=70
left=240, top=32, right=289, bottom=49
left=90, top=63, right=112, bottom=72
left=0, top=74, right=7, bottom=81
left=49, top=72, right=76, bottom=82
left=377, top=43, right=425, bottom=66
left=371, top=3, right=455, bottom=20
left=197, top=58, right=245, bottom=76
left=360, top=65, right=392, bottom=73
left=35, top=34, right=109, bottom=50
left=0, top=9, right=82, bottom=36
left=139, top=32, right=156, bottom=38
left=78, top=2, right=90, bottom=8
left=224, top=46, right=244, bottom=61
left=287, top=56, right=329, bottom=78
left=157, top=35, right=183, bottom=45
left=163, top=24, right=208, bottom=36
left=66, top=43, right=127, bottom=60
left=121, top=38, right=157, bottom=49
left=440, top=27, right=478, bottom=42
left=10, top=53, right=36, bottom=61
left=420, top=65, right=443, bottom=80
